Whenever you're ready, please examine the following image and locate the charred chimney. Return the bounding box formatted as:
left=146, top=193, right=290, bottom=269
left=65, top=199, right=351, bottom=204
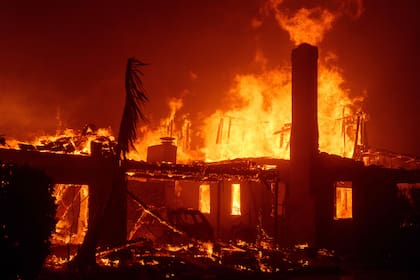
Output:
left=286, top=43, right=319, bottom=246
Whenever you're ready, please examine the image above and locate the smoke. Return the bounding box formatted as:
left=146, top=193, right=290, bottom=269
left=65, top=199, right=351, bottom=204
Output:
left=0, top=93, right=58, bottom=140
left=261, top=0, right=364, bottom=45
left=168, top=98, right=183, bottom=121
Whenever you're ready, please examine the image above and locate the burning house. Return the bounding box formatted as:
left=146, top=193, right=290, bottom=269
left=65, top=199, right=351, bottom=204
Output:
left=1, top=1, right=419, bottom=278
left=123, top=43, right=420, bottom=262
left=2, top=41, right=419, bottom=278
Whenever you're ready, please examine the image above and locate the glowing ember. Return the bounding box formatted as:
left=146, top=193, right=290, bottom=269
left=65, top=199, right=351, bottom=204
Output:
left=203, top=241, right=214, bottom=259
left=231, top=183, right=241, bottom=215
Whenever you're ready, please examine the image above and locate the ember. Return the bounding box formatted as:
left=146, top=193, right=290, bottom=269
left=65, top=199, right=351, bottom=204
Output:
left=44, top=238, right=340, bottom=278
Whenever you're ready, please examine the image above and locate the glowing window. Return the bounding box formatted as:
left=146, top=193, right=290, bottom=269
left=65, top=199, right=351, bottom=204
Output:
left=199, top=184, right=210, bottom=214
left=334, top=181, right=352, bottom=220
left=231, top=183, right=241, bottom=215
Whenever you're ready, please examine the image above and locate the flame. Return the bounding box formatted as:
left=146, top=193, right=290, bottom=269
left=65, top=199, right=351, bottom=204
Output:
left=204, top=241, right=213, bottom=258
left=267, top=0, right=336, bottom=45
left=124, top=49, right=363, bottom=164
left=52, top=184, right=89, bottom=245
left=128, top=97, right=198, bottom=163
left=231, top=183, right=241, bottom=215
left=199, top=54, right=361, bottom=161
left=196, top=1, right=364, bottom=162
left=334, top=182, right=352, bottom=219
left=1, top=1, right=366, bottom=165
left=1, top=126, right=115, bottom=156
left=199, top=184, right=211, bottom=214
left=201, top=67, right=291, bottom=161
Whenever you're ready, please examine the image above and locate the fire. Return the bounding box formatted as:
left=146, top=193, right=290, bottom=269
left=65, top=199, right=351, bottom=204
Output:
left=199, top=184, right=211, bottom=214
left=1, top=126, right=115, bottom=156
left=0, top=1, right=366, bottom=165
left=231, top=183, right=241, bottom=215
left=266, top=0, right=336, bottom=46
left=318, top=55, right=363, bottom=158
left=122, top=1, right=364, bottom=163
left=265, top=0, right=364, bottom=45
left=334, top=181, right=352, bottom=219
left=196, top=0, right=364, bottom=162
left=201, top=68, right=292, bottom=162
left=52, top=184, right=89, bottom=245
left=199, top=55, right=361, bottom=161
left=128, top=97, right=195, bottom=162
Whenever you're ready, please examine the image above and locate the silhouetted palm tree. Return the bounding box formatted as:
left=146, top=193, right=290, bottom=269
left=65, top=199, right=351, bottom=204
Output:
left=117, top=57, right=149, bottom=160
left=73, top=58, right=149, bottom=272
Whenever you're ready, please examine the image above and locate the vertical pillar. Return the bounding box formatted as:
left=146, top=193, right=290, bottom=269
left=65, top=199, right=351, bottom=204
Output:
left=286, top=43, right=319, bottom=246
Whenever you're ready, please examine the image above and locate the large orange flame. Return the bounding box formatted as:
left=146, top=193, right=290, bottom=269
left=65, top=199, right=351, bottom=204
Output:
left=199, top=53, right=362, bottom=161
left=128, top=97, right=195, bottom=162
left=126, top=1, right=365, bottom=163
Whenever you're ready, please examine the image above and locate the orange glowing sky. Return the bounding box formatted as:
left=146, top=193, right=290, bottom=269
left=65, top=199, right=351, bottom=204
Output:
left=0, top=0, right=419, bottom=157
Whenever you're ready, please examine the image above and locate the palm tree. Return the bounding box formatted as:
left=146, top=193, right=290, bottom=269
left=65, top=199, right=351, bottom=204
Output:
left=73, top=58, right=149, bottom=272
left=117, top=57, right=149, bottom=160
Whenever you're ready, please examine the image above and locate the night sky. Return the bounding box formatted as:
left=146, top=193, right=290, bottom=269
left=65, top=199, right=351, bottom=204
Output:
left=0, top=0, right=419, bottom=157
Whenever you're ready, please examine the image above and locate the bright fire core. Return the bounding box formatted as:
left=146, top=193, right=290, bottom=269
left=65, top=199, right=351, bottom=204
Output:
left=231, top=184, right=241, bottom=216
left=199, top=184, right=211, bottom=214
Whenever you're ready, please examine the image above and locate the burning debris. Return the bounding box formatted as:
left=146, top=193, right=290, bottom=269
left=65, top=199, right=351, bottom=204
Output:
left=45, top=227, right=340, bottom=279
left=1, top=124, right=116, bottom=156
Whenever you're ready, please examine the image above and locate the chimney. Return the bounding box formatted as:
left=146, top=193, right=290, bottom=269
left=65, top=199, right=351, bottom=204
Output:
left=286, top=43, right=319, bottom=246
left=146, top=137, right=177, bottom=164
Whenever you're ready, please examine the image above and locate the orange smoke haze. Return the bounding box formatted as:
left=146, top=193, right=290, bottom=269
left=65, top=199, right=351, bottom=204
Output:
left=263, top=0, right=364, bottom=46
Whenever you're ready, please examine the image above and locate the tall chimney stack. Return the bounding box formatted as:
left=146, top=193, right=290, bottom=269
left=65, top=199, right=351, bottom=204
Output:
left=286, top=43, right=319, bottom=246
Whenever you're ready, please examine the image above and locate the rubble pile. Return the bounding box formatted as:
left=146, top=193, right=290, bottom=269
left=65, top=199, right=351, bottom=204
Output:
left=44, top=237, right=341, bottom=279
